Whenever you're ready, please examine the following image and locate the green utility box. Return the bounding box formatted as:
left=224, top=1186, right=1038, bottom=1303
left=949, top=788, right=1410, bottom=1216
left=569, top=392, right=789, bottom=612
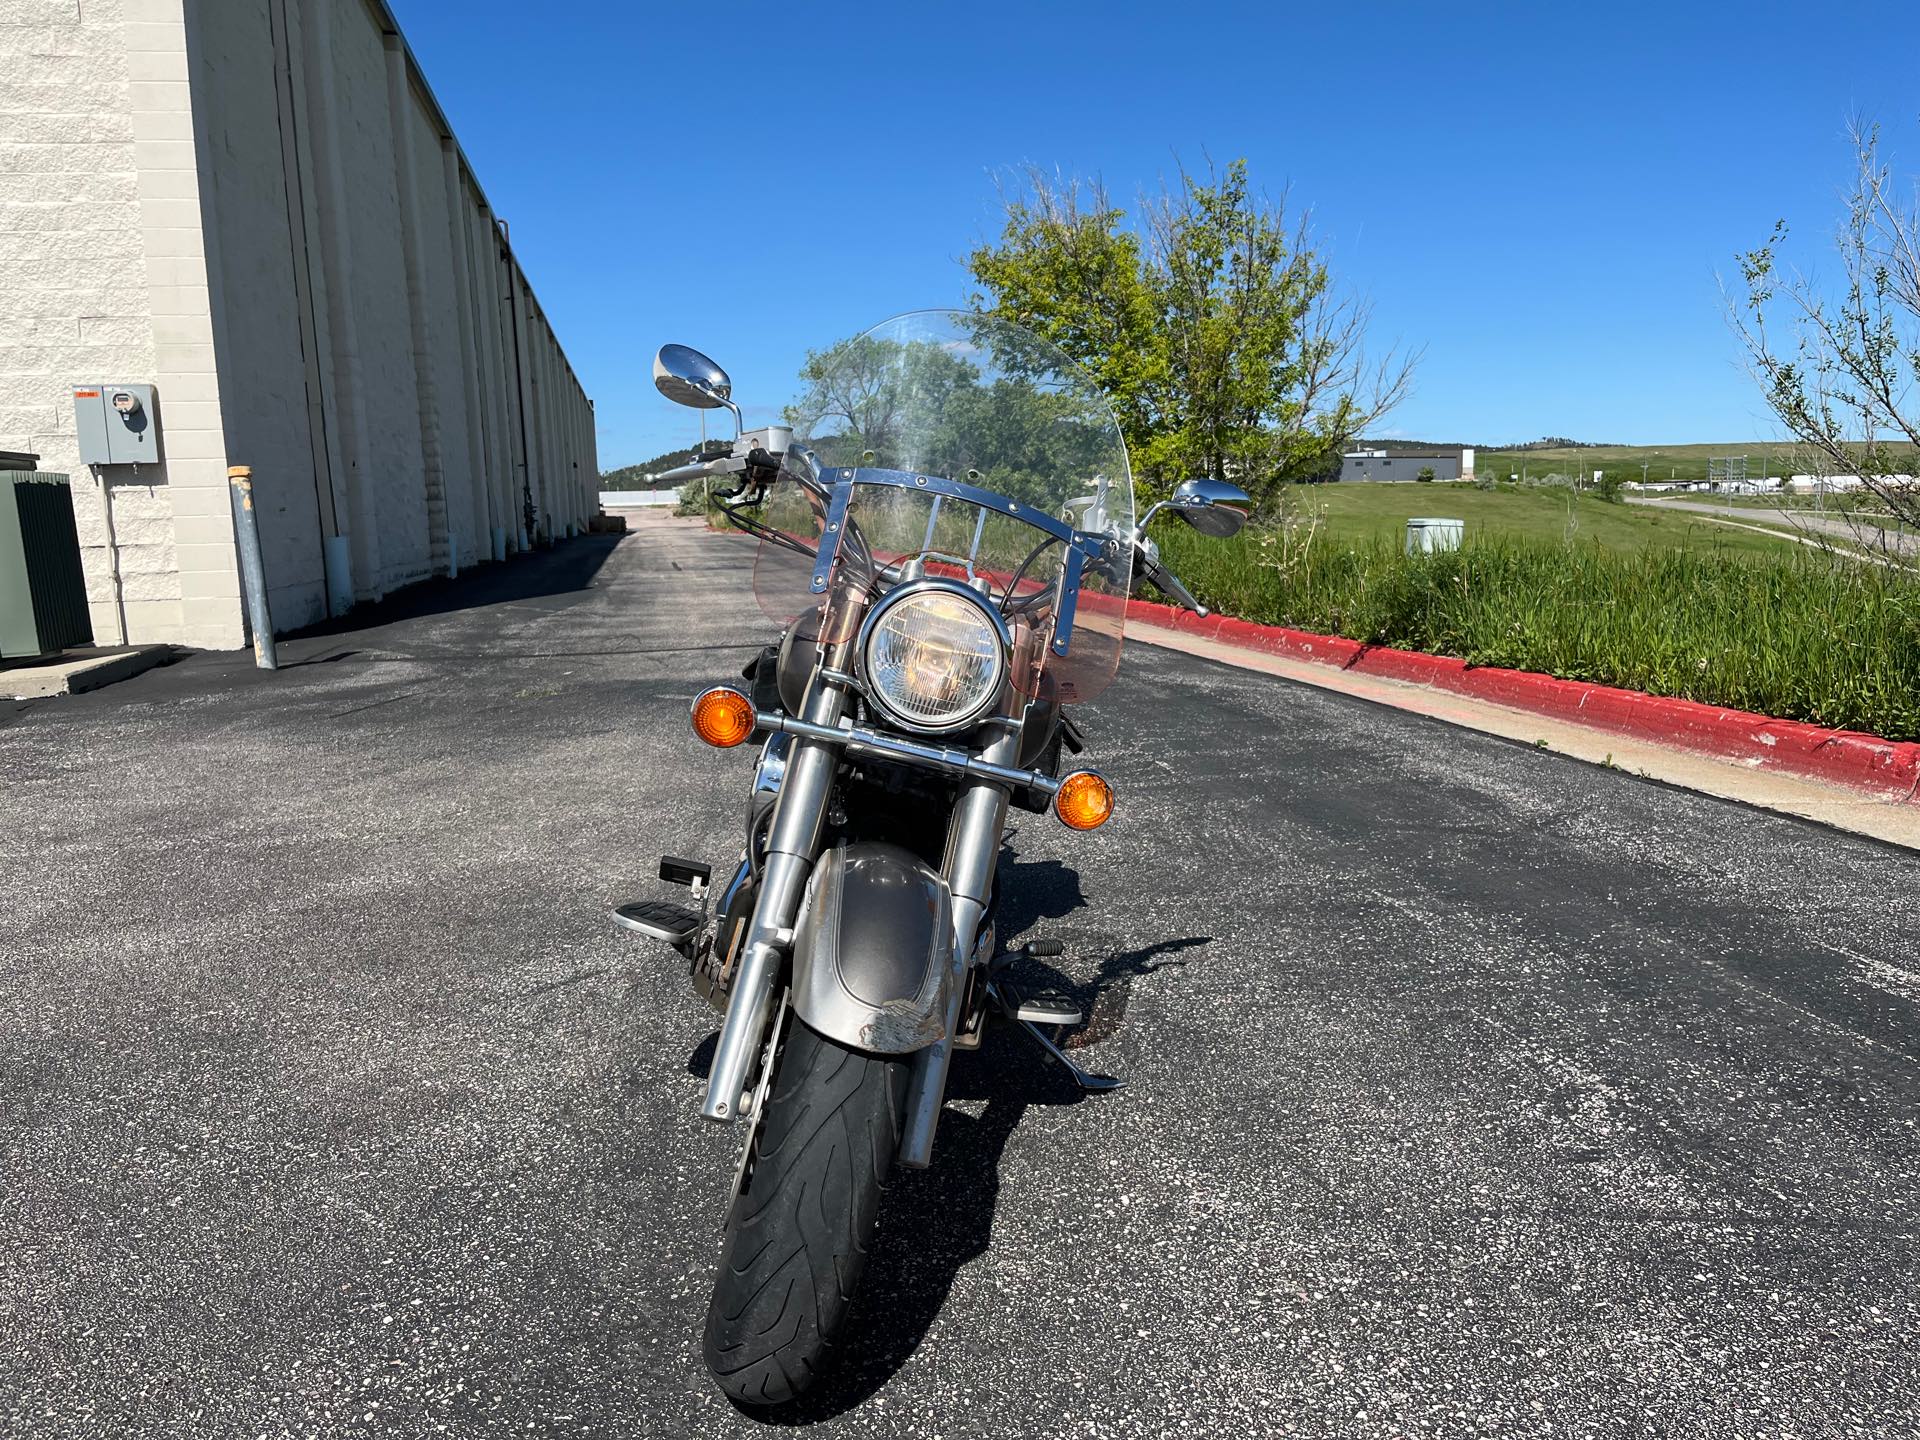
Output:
left=0, top=472, right=94, bottom=659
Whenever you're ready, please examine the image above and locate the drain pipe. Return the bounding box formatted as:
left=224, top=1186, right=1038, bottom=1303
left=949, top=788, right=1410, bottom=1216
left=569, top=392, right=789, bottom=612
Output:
left=89, top=464, right=128, bottom=646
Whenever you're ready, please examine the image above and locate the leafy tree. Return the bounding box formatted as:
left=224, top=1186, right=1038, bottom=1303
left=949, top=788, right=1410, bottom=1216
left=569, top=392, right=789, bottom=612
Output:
left=1416, top=465, right=1436, bottom=483
left=968, top=159, right=1416, bottom=507
left=1733, top=120, right=1920, bottom=552
left=784, top=322, right=1122, bottom=512
left=784, top=333, right=976, bottom=468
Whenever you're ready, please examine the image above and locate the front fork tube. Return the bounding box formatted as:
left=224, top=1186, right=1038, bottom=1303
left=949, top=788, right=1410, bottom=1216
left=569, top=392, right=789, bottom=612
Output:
left=700, top=671, right=846, bottom=1123
left=898, top=719, right=1019, bottom=1168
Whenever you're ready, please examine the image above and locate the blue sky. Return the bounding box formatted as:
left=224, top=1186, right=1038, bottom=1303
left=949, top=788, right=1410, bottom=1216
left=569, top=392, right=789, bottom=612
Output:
left=391, top=0, right=1920, bottom=469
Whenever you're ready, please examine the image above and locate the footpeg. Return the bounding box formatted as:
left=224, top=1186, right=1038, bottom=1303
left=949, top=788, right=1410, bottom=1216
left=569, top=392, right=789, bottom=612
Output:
left=612, top=899, right=701, bottom=953
left=1002, top=983, right=1082, bottom=1027
left=988, top=937, right=1065, bottom=973
left=985, top=980, right=1123, bottom=1093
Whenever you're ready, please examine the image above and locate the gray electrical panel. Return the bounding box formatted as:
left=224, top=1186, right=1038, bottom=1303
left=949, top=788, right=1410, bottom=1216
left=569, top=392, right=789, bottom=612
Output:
left=73, top=383, right=161, bottom=466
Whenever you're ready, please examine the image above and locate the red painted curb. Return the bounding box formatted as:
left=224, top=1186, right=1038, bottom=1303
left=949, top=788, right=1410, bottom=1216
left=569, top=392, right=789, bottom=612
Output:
left=1120, top=595, right=1920, bottom=801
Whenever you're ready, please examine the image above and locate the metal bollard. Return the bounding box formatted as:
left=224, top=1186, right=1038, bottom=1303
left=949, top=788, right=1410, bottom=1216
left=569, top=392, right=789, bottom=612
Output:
left=227, top=466, right=278, bottom=670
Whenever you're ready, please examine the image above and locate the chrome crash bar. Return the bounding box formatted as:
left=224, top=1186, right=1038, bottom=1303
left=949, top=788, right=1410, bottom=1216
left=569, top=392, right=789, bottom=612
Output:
left=750, top=709, right=1065, bottom=798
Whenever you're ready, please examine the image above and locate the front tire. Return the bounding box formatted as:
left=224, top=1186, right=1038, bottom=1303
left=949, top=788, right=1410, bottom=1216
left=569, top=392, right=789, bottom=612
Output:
left=703, top=1018, right=909, bottom=1407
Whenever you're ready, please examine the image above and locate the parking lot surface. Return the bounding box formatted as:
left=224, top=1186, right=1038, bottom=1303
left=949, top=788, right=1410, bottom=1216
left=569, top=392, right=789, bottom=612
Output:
left=3, top=514, right=1917, bottom=1438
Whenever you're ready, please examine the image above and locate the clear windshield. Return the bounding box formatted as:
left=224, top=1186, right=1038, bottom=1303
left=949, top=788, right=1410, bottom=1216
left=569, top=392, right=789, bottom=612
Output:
left=751, top=311, right=1134, bottom=704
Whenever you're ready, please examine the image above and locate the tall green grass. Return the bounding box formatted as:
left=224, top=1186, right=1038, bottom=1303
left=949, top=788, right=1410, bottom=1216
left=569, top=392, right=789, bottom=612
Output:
left=1154, top=526, right=1920, bottom=741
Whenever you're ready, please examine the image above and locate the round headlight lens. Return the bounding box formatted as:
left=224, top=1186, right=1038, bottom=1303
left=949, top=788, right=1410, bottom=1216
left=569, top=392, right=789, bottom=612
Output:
left=862, top=586, right=1006, bottom=731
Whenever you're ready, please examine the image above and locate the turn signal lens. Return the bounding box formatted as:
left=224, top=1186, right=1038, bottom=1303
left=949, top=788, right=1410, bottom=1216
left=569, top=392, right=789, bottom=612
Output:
left=1053, top=770, right=1113, bottom=831
left=691, top=687, right=756, bottom=748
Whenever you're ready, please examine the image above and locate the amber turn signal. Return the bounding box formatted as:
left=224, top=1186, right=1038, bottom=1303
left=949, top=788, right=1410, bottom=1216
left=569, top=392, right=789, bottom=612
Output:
left=1053, top=770, right=1114, bottom=831
left=691, top=687, right=757, bottom=748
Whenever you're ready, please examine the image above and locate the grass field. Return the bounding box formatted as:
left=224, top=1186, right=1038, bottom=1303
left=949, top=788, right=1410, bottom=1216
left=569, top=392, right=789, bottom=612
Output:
left=1153, top=524, right=1920, bottom=740
left=1470, top=443, right=1821, bottom=486
left=1296, top=481, right=1800, bottom=555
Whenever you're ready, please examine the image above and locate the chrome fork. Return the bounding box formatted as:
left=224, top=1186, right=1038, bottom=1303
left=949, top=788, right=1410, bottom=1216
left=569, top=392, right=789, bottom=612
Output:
left=897, top=716, right=1020, bottom=1167
left=700, top=673, right=845, bottom=1122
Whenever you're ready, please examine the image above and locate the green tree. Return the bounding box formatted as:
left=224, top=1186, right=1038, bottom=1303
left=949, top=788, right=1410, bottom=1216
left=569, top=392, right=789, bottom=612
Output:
left=968, top=160, right=1416, bottom=508
left=784, top=333, right=975, bottom=467
left=1733, top=120, right=1920, bottom=551
left=964, top=175, right=1164, bottom=473
left=783, top=320, right=1122, bottom=512
left=1416, top=465, right=1436, bottom=483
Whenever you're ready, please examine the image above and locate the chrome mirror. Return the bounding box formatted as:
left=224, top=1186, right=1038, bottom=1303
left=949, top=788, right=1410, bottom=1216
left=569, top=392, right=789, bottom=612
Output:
left=653, top=344, right=733, bottom=410
left=1169, top=478, right=1251, bottom=538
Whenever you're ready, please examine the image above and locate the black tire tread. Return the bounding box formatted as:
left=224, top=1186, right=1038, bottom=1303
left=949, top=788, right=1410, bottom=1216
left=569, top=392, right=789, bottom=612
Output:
left=703, top=1019, right=907, bottom=1408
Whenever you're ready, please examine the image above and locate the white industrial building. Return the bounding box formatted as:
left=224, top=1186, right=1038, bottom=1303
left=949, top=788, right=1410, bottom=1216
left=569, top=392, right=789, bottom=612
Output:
left=1339, top=446, right=1476, bottom=483
left=1, top=0, right=596, bottom=651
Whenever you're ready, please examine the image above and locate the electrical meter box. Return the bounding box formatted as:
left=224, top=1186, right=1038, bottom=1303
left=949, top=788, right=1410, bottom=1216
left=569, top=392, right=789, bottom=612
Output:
left=73, top=383, right=161, bottom=466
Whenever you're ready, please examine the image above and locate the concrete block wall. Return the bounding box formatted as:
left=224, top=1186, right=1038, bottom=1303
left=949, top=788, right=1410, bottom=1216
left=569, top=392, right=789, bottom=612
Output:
left=0, top=0, right=241, bottom=648
left=1, top=0, right=596, bottom=647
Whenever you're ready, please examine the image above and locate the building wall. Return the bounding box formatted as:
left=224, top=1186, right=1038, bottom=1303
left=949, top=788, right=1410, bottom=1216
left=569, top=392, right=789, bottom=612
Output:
left=188, top=0, right=325, bottom=626
left=0, top=0, right=597, bottom=647
left=1339, top=453, right=1465, bottom=483
left=0, top=0, right=242, bottom=648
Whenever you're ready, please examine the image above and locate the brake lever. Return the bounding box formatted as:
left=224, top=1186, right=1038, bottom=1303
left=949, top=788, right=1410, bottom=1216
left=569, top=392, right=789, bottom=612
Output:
left=1136, top=545, right=1208, bottom=617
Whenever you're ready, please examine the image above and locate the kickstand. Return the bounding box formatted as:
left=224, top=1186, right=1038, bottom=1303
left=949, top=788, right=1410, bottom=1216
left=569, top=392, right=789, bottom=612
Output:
left=987, top=981, right=1124, bottom=1092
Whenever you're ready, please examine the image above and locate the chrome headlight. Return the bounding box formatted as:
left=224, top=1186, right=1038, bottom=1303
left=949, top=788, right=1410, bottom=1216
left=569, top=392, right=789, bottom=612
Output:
left=858, top=580, right=1008, bottom=733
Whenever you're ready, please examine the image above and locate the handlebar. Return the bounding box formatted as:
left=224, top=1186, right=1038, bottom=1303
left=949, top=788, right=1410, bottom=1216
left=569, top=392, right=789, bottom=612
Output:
left=658, top=437, right=788, bottom=489
left=657, top=455, right=750, bottom=486
left=1152, top=564, right=1207, bottom=617
left=657, top=461, right=714, bottom=485
left=1134, top=544, right=1209, bottom=617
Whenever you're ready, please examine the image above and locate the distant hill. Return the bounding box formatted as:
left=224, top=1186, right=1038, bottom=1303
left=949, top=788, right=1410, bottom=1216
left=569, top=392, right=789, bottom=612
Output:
left=1351, top=438, right=1477, bottom=452
left=1354, top=437, right=1622, bottom=452
left=1468, top=441, right=1874, bottom=485
left=1501, top=436, right=1618, bottom=451
left=600, top=447, right=698, bottom=488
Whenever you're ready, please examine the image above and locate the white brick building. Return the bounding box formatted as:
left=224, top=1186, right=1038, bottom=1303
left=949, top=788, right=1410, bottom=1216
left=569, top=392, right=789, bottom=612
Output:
left=1, top=0, right=596, bottom=650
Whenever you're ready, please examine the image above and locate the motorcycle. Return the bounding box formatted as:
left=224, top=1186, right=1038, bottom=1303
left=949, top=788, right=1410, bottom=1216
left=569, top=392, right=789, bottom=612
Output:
left=616, top=311, right=1249, bottom=1407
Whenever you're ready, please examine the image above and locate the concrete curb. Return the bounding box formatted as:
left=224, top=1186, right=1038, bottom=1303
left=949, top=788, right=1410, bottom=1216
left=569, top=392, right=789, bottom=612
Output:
left=2, top=644, right=174, bottom=698
left=1121, top=597, right=1920, bottom=802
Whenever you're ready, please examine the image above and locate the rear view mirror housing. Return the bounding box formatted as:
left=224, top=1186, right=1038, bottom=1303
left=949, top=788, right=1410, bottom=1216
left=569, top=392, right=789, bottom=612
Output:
left=1140, top=478, right=1252, bottom=538
left=653, top=343, right=743, bottom=438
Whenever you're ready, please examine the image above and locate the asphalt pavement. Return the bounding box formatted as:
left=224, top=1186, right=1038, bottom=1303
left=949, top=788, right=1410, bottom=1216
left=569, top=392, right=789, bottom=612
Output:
left=3, top=513, right=1918, bottom=1439
left=1626, top=495, right=1919, bottom=557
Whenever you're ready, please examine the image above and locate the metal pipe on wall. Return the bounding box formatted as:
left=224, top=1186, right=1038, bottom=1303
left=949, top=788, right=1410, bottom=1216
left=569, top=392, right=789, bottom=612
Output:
left=502, top=248, right=539, bottom=544
left=472, top=203, right=515, bottom=557
left=383, top=35, right=452, bottom=580
left=295, top=0, right=382, bottom=601
left=440, top=142, right=495, bottom=565
left=267, top=0, right=352, bottom=619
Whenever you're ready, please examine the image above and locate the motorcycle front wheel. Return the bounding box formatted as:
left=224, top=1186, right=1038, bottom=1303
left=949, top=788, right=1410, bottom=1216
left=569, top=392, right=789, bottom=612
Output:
left=702, top=1017, right=909, bottom=1407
